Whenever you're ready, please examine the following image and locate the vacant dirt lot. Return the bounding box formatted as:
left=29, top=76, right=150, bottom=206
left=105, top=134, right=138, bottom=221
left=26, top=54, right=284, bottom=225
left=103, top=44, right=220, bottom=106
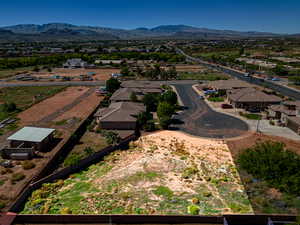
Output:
left=226, top=132, right=300, bottom=157
left=33, top=68, right=120, bottom=81
left=54, top=91, right=101, bottom=122
left=18, top=87, right=90, bottom=125
left=175, top=65, right=207, bottom=72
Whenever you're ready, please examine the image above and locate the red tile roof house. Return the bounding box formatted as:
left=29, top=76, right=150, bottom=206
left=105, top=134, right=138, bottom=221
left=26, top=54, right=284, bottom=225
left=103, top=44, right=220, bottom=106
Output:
left=227, top=87, right=282, bottom=111
left=94, top=102, right=146, bottom=130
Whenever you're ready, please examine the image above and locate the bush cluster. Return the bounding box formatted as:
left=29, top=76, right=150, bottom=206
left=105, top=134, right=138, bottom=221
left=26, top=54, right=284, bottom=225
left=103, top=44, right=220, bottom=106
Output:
left=238, top=141, right=300, bottom=195
left=22, top=161, right=36, bottom=170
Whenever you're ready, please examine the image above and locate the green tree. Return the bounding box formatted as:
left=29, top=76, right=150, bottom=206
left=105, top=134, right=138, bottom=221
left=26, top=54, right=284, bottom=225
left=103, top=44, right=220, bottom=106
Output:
left=120, top=66, right=130, bottom=76
left=157, top=102, right=175, bottom=118
left=159, top=115, right=172, bottom=129
left=142, top=93, right=159, bottom=112
left=137, top=111, right=153, bottom=128
left=161, top=90, right=178, bottom=105
left=106, top=78, right=121, bottom=93
left=272, top=65, right=288, bottom=76
left=130, top=92, right=138, bottom=102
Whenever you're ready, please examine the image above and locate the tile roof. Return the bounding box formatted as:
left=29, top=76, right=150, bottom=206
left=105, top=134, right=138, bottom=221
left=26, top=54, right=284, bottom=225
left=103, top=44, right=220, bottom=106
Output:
left=228, top=88, right=282, bottom=103
left=208, top=79, right=253, bottom=90
left=95, top=102, right=146, bottom=122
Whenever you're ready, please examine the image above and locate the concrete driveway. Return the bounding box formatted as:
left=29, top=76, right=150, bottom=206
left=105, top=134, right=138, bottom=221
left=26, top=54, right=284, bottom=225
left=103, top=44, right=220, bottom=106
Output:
left=172, top=84, right=249, bottom=138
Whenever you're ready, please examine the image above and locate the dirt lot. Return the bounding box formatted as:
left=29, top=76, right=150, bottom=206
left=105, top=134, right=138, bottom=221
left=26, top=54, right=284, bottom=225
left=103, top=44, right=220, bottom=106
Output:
left=174, top=65, right=206, bottom=72
left=226, top=132, right=300, bottom=157
left=32, top=68, right=120, bottom=81
left=18, top=87, right=91, bottom=125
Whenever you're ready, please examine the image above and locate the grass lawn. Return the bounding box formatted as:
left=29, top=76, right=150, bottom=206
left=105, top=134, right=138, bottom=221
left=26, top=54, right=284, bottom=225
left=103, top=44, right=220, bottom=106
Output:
left=239, top=112, right=262, bottom=120
left=207, top=97, right=224, bottom=102
left=63, top=131, right=108, bottom=167
left=0, top=86, right=66, bottom=110
left=178, top=72, right=229, bottom=81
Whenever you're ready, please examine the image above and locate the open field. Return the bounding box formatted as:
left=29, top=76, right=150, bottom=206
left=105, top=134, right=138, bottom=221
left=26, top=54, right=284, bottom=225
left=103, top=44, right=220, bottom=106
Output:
left=174, top=65, right=207, bottom=72
left=32, top=68, right=120, bottom=81
left=0, top=67, right=36, bottom=79
left=0, top=86, right=66, bottom=110
left=22, top=131, right=253, bottom=215
left=18, top=86, right=91, bottom=125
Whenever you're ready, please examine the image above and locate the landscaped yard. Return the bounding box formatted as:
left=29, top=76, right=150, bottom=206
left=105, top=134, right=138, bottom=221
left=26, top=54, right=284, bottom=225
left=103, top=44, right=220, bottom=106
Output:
left=239, top=112, right=262, bottom=120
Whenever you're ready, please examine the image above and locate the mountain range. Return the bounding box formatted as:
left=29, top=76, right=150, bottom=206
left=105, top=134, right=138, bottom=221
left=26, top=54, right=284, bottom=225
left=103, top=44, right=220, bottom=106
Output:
left=0, top=23, right=292, bottom=42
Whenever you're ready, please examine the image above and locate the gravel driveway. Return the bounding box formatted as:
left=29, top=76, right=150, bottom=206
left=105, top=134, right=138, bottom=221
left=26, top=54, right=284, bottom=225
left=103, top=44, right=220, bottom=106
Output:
left=172, top=84, right=249, bottom=138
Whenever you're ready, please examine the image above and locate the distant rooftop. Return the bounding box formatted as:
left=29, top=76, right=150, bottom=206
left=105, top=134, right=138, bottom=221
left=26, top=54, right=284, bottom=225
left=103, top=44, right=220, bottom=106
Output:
left=8, top=127, right=55, bottom=143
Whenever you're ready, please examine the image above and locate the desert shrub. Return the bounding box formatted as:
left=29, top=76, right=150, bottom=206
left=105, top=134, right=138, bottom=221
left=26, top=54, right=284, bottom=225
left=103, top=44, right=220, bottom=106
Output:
left=238, top=141, right=300, bottom=195
left=143, top=120, right=156, bottom=132
left=84, top=147, right=95, bottom=156
left=22, top=161, right=36, bottom=170
left=187, top=205, right=200, bottom=215
left=153, top=186, right=173, bottom=198
left=11, top=173, right=25, bottom=183
left=0, top=168, right=12, bottom=175
left=182, top=167, right=199, bottom=179
left=63, top=153, right=82, bottom=167
left=101, top=130, right=121, bottom=145
left=0, top=201, right=6, bottom=209
left=269, top=120, right=275, bottom=126
left=159, top=115, right=172, bottom=129
left=130, top=92, right=138, bottom=102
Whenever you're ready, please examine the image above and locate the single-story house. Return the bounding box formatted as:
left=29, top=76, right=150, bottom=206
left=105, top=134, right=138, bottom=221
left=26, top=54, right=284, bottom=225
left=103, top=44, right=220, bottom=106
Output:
left=268, top=101, right=300, bottom=123
left=1, top=127, right=55, bottom=160
left=110, top=87, right=162, bottom=102
left=63, top=58, right=88, bottom=69
left=228, top=88, right=282, bottom=111
left=207, top=79, right=253, bottom=91
left=121, top=80, right=163, bottom=89
left=94, top=102, right=146, bottom=130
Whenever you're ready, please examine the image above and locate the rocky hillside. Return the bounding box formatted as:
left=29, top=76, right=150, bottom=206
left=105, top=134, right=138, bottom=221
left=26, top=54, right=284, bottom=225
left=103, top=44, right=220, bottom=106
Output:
left=22, top=131, right=253, bottom=215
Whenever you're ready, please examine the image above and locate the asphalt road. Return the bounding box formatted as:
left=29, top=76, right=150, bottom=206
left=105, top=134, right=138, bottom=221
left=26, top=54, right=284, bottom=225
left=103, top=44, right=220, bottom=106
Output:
left=172, top=84, right=249, bottom=138
left=176, top=48, right=300, bottom=100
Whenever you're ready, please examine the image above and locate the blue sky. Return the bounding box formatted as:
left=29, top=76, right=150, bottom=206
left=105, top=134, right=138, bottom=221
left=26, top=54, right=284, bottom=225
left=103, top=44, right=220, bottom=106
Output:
left=0, top=0, right=299, bottom=33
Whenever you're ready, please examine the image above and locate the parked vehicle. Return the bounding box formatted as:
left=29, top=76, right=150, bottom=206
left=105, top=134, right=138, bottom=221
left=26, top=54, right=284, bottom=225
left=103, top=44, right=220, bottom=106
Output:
left=272, top=77, right=280, bottom=81
left=221, top=104, right=233, bottom=109
left=204, top=90, right=217, bottom=95
left=199, top=95, right=204, bottom=100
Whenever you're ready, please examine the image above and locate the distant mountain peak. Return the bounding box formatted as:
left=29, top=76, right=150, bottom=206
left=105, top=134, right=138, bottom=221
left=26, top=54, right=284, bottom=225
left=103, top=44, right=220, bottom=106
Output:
left=0, top=22, right=287, bottom=42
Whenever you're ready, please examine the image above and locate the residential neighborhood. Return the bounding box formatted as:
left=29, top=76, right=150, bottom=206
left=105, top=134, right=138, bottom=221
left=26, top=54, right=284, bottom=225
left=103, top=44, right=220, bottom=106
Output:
left=0, top=3, right=300, bottom=223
